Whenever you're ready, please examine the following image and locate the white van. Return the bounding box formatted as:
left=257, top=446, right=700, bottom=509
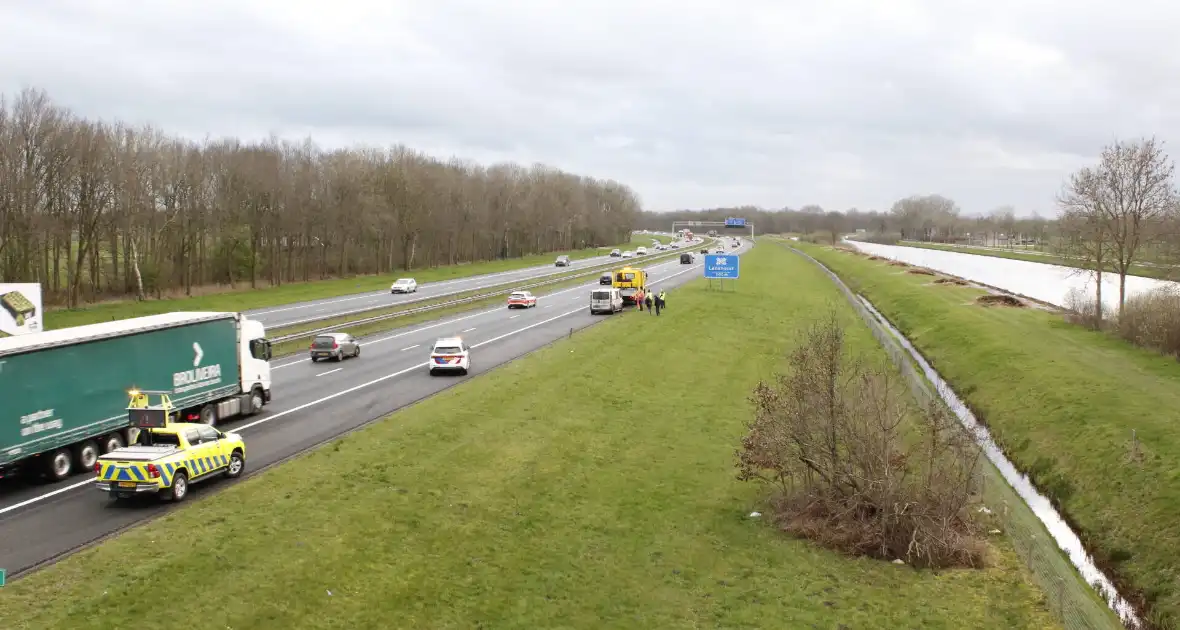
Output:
left=590, top=287, right=623, bottom=315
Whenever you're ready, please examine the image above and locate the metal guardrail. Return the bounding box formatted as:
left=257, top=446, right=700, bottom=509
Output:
left=269, top=240, right=716, bottom=344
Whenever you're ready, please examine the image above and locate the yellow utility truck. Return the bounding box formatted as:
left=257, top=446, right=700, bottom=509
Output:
left=612, top=267, right=648, bottom=305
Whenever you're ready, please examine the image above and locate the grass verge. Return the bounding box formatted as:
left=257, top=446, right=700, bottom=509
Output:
left=891, top=241, right=1176, bottom=281
left=0, top=244, right=1056, bottom=630
left=43, top=235, right=672, bottom=330
left=796, top=241, right=1180, bottom=628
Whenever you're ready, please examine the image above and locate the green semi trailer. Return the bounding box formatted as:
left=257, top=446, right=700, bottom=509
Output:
left=0, top=311, right=273, bottom=482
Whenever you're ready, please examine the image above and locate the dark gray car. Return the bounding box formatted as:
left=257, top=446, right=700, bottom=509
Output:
left=310, top=332, right=360, bottom=362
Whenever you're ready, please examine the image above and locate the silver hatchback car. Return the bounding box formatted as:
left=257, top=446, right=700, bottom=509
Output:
left=309, top=332, right=360, bottom=362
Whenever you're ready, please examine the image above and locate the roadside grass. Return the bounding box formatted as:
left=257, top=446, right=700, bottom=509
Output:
left=268, top=248, right=691, bottom=358
left=892, top=240, right=1177, bottom=281
left=0, top=244, right=1056, bottom=630
left=796, top=241, right=1180, bottom=628
left=42, top=235, right=671, bottom=330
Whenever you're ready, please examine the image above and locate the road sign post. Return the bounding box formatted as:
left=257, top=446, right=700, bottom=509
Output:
left=704, top=254, right=739, bottom=291
left=1, top=568, right=6, bottom=587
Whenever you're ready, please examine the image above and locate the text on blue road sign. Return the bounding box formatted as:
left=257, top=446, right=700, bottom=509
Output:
left=724, top=217, right=746, bottom=227
left=704, top=254, right=740, bottom=279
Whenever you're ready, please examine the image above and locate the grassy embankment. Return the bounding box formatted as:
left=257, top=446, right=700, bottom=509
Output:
left=43, top=234, right=672, bottom=330
left=794, top=241, right=1180, bottom=628
left=0, top=244, right=1056, bottom=630
left=890, top=240, right=1176, bottom=281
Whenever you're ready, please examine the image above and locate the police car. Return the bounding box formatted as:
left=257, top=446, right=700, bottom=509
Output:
left=429, top=337, right=471, bottom=376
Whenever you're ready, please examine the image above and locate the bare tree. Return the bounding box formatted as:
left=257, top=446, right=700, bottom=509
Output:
left=823, top=210, right=845, bottom=244
left=1095, top=138, right=1177, bottom=314
left=1056, top=167, right=1115, bottom=323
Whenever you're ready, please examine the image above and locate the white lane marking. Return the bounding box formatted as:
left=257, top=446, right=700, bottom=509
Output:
left=544, top=304, right=554, bottom=309
left=251, top=254, right=613, bottom=317
left=400, top=344, right=419, bottom=352
left=0, top=254, right=707, bottom=517
left=461, top=327, right=476, bottom=333
left=315, top=368, right=343, bottom=377
left=509, top=314, right=519, bottom=319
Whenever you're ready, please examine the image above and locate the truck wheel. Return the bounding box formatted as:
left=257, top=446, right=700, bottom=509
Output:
left=101, top=433, right=125, bottom=454
left=168, top=472, right=189, bottom=502
left=226, top=451, right=245, bottom=478
left=73, top=440, right=100, bottom=470
left=249, top=387, right=265, bottom=414
left=199, top=404, right=218, bottom=427
left=45, top=448, right=72, bottom=481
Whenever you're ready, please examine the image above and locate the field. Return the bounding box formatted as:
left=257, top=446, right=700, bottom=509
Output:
left=0, top=244, right=1056, bottom=630
left=892, top=240, right=1177, bottom=281
left=42, top=234, right=672, bottom=330
left=796, top=241, right=1180, bottom=628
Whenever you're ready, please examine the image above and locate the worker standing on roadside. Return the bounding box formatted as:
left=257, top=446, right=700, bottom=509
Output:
left=635, top=289, right=644, bottom=311
left=658, top=290, right=667, bottom=312
left=644, top=292, right=654, bottom=314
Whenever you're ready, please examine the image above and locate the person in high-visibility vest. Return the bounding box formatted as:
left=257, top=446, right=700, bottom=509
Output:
left=635, top=289, right=644, bottom=311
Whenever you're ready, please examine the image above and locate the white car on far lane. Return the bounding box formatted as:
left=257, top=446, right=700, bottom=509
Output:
left=390, top=278, right=418, bottom=294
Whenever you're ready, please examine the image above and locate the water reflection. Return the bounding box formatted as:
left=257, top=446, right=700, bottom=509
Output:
left=857, top=295, right=1140, bottom=628
left=845, top=240, right=1178, bottom=312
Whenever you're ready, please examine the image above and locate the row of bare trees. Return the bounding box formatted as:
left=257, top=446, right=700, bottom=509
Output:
left=0, top=88, right=642, bottom=307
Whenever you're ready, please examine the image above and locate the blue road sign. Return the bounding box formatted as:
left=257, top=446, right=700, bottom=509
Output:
left=725, top=217, right=746, bottom=227
left=704, top=254, right=739, bottom=279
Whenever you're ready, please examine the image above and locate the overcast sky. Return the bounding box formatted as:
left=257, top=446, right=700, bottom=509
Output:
left=1, top=0, right=1177, bottom=215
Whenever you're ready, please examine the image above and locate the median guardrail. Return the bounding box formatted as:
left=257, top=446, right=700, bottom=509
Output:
left=268, top=240, right=716, bottom=343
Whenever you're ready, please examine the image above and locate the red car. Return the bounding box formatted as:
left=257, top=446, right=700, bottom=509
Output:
left=507, top=291, right=538, bottom=309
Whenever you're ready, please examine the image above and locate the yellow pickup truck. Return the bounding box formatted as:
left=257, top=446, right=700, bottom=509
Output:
left=95, top=422, right=246, bottom=502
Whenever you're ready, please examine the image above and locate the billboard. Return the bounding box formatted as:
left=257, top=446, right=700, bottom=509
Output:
left=0, top=283, right=43, bottom=337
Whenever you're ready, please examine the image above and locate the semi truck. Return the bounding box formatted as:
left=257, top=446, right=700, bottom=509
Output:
left=0, top=311, right=273, bottom=482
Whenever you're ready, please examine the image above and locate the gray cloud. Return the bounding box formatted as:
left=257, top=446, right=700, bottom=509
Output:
left=2, top=0, right=1177, bottom=214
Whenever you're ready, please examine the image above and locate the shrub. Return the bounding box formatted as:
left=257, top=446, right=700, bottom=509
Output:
left=1063, top=287, right=1104, bottom=330
left=1115, top=286, right=1180, bottom=357
left=736, top=310, right=987, bottom=568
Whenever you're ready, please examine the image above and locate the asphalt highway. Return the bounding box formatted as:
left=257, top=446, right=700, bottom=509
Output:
left=249, top=239, right=701, bottom=329
left=0, top=239, right=749, bottom=577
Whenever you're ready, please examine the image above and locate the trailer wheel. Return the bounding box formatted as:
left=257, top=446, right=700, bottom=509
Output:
left=45, top=448, right=72, bottom=481
left=199, top=404, right=218, bottom=427
left=100, top=433, right=125, bottom=454
left=73, top=440, right=100, bottom=470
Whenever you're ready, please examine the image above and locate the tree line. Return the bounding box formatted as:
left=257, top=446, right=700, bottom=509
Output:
left=0, top=88, right=642, bottom=307
left=637, top=200, right=1054, bottom=250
